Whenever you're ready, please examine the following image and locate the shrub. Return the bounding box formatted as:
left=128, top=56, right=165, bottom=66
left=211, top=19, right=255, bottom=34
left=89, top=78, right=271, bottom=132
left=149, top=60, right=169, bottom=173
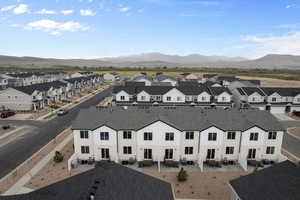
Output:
left=53, top=151, right=64, bottom=163
left=50, top=105, right=60, bottom=109
left=62, top=100, right=71, bottom=104
left=177, top=167, right=188, bottom=182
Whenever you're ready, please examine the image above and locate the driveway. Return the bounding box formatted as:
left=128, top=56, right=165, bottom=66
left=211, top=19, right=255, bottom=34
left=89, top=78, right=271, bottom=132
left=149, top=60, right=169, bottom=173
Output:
left=0, top=87, right=112, bottom=179
left=281, top=120, right=300, bottom=159
left=273, top=114, right=295, bottom=121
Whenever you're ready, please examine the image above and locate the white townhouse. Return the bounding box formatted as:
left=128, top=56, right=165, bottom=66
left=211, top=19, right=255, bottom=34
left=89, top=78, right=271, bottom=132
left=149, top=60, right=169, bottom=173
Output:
left=113, top=85, right=232, bottom=107
left=103, top=72, right=119, bottom=81
left=71, top=107, right=285, bottom=171
left=155, top=74, right=178, bottom=86
left=131, top=75, right=153, bottom=86
left=235, top=87, right=300, bottom=113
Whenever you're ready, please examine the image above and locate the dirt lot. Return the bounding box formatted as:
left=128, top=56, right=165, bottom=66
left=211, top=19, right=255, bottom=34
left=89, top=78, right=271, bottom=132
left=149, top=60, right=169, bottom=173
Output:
left=237, top=76, right=300, bottom=87
left=144, top=170, right=249, bottom=200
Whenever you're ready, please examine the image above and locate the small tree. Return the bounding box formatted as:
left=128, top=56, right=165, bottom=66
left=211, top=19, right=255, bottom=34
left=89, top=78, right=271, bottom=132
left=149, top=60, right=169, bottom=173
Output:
left=177, top=167, right=188, bottom=182
left=53, top=151, right=64, bottom=163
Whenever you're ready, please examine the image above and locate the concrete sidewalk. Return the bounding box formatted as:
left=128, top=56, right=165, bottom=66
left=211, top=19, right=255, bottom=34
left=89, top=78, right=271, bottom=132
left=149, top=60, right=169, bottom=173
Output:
left=3, top=133, right=73, bottom=196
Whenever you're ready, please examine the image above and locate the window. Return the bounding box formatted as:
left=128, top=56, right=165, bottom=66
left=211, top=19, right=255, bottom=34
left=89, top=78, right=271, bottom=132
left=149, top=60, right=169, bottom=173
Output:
left=250, top=132, right=258, bottom=141
left=81, top=146, right=89, bottom=154
left=141, top=96, right=146, bottom=100
left=222, top=97, right=226, bottom=101
left=266, top=146, right=275, bottom=154
left=268, top=131, right=277, bottom=140
left=227, top=132, right=236, bottom=140
left=100, top=132, right=109, bottom=140
left=208, top=133, right=217, bottom=141
left=252, top=97, right=256, bottom=102
left=165, top=132, right=174, bottom=141
left=101, top=148, right=109, bottom=159
left=185, top=147, right=193, bottom=155
left=144, top=149, right=152, bottom=159
left=123, top=131, right=132, bottom=139
left=123, top=146, right=132, bottom=154
left=144, top=132, right=152, bottom=141
left=185, top=131, right=194, bottom=140
left=206, top=149, right=215, bottom=159
left=80, top=130, right=89, bottom=139
left=177, top=96, right=182, bottom=101
left=201, top=96, right=206, bottom=101
left=226, top=147, right=234, bottom=154
left=248, top=148, right=256, bottom=159
left=165, top=149, right=173, bottom=159
left=120, top=96, right=125, bottom=100
left=271, top=97, right=276, bottom=102
left=298, top=98, right=300, bottom=102
left=166, top=96, right=171, bottom=101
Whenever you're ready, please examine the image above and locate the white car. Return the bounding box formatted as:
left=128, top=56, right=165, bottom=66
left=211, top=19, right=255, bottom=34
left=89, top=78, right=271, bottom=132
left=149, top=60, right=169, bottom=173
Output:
left=57, top=109, right=68, bottom=116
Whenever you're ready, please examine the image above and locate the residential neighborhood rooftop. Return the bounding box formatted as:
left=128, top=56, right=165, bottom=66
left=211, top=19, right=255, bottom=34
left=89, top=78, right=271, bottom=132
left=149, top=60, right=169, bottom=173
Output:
left=73, top=106, right=284, bottom=131
left=230, top=160, right=300, bottom=200
left=1, top=161, right=174, bottom=200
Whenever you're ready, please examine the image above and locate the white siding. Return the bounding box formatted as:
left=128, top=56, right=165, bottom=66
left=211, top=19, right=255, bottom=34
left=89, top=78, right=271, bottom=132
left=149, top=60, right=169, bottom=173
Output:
left=137, top=91, right=151, bottom=102
left=115, top=90, right=130, bottom=102
left=162, top=88, right=185, bottom=103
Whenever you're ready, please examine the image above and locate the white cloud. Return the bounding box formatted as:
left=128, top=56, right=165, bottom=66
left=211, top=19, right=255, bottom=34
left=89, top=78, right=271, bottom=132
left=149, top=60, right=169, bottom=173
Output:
left=25, top=19, right=90, bottom=35
left=278, top=23, right=300, bottom=29
left=13, top=4, right=29, bottom=14
left=61, top=10, right=74, bottom=15
left=120, top=7, right=130, bottom=12
left=0, top=5, right=16, bottom=12
left=242, top=32, right=300, bottom=57
left=36, top=9, right=56, bottom=15
left=80, top=9, right=96, bottom=16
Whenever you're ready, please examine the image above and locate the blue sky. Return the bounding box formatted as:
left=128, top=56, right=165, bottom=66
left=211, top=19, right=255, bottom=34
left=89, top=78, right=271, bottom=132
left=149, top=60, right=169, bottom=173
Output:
left=0, top=0, right=300, bottom=59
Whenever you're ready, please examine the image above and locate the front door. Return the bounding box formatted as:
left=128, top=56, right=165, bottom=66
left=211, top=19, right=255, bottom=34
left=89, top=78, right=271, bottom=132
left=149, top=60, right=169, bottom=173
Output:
left=206, top=149, right=215, bottom=160
left=101, top=148, right=110, bottom=160
left=165, top=149, right=173, bottom=160
left=247, top=148, right=256, bottom=159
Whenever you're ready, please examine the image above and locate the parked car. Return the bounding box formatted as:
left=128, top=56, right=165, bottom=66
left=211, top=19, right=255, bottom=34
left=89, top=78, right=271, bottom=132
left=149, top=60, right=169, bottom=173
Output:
left=57, top=109, right=68, bottom=116
left=0, top=111, right=16, bottom=118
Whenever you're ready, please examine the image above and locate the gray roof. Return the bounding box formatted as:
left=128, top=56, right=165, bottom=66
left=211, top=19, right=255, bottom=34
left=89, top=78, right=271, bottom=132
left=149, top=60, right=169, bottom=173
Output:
left=1, top=161, right=174, bottom=200
left=230, top=160, right=300, bottom=200
left=241, top=87, right=266, bottom=96
left=13, top=81, right=67, bottom=95
left=209, top=87, right=232, bottom=95
left=72, top=107, right=284, bottom=131
left=132, top=75, right=153, bottom=82
left=261, top=87, right=300, bottom=97
left=156, top=74, right=177, bottom=82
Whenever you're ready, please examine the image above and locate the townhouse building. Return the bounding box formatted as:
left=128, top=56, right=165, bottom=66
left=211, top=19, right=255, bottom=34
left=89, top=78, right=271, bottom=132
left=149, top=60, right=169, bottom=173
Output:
left=71, top=107, right=284, bottom=171
left=0, top=76, right=103, bottom=111
left=234, top=87, right=300, bottom=113
left=112, top=85, right=233, bottom=107
left=0, top=77, right=8, bottom=89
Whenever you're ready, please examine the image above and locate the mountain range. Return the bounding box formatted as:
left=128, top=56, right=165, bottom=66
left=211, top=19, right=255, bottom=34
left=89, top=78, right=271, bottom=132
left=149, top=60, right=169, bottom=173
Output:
left=0, top=53, right=300, bottom=69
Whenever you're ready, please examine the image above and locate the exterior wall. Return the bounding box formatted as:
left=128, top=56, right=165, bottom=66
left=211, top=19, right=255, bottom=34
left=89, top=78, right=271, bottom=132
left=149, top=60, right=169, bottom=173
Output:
left=267, top=93, right=282, bottom=103
left=73, top=129, right=94, bottom=160
left=197, top=92, right=211, bottom=103
left=93, top=126, right=118, bottom=161
left=162, top=88, right=185, bottom=103
left=222, top=131, right=241, bottom=161
left=103, top=74, right=115, bottom=81
left=185, top=74, right=198, bottom=80
left=137, top=91, right=151, bottom=102
left=0, top=88, right=33, bottom=111
left=115, top=90, right=131, bottom=102
left=117, top=130, right=137, bottom=161
left=136, top=121, right=181, bottom=162
left=292, top=94, right=300, bottom=104
left=180, top=131, right=200, bottom=161
left=135, top=78, right=152, bottom=86
left=248, top=92, right=265, bottom=103
left=216, top=92, right=232, bottom=103
left=199, top=126, right=225, bottom=162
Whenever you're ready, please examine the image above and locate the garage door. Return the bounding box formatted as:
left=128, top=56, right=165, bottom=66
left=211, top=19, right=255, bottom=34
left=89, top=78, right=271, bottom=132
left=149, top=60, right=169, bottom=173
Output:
left=270, top=106, right=285, bottom=114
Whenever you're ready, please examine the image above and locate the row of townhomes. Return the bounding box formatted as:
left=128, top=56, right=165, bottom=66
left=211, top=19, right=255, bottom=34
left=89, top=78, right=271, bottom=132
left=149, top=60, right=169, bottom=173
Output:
left=0, top=72, right=69, bottom=88
left=0, top=75, right=103, bottom=111
left=112, top=83, right=233, bottom=107
left=233, top=87, right=300, bottom=113
left=70, top=107, right=285, bottom=171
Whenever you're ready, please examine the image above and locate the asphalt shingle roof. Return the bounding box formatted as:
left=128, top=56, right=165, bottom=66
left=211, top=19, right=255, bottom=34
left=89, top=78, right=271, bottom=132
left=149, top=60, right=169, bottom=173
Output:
left=241, top=87, right=266, bottom=96
left=209, top=87, right=232, bottom=95
left=261, top=87, right=300, bottom=97
left=72, top=107, right=284, bottom=132
left=1, top=161, right=174, bottom=200
left=13, top=81, right=67, bottom=95
left=230, top=160, right=300, bottom=200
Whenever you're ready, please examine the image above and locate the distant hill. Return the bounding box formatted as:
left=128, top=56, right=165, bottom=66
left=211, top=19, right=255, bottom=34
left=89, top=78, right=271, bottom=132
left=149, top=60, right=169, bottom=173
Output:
left=0, top=53, right=300, bottom=69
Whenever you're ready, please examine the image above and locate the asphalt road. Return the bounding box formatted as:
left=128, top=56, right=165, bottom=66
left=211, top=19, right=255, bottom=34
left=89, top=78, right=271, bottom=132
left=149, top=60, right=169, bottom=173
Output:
left=0, top=87, right=112, bottom=179
left=281, top=120, right=300, bottom=159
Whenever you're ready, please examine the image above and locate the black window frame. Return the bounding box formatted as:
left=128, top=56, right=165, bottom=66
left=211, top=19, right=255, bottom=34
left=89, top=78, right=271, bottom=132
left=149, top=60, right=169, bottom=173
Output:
left=80, top=130, right=89, bottom=139
left=227, top=132, right=236, bottom=140
left=165, top=132, right=174, bottom=141
left=144, top=132, right=153, bottom=141
left=225, top=146, right=234, bottom=154
left=81, top=146, right=90, bottom=154
left=250, top=132, right=258, bottom=141
left=208, top=132, right=217, bottom=141
left=100, top=132, right=109, bottom=140
left=184, top=147, right=193, bottom=155
left=123, top=131, right=132, bottom=139
left=266, top=146, right=275, bottom=154
left=268, top=131, right=277, bottom=140
left=185, top=131, right=194, bottom=140
left=123, top=146, right=132, bottom=154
